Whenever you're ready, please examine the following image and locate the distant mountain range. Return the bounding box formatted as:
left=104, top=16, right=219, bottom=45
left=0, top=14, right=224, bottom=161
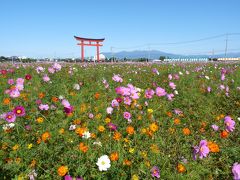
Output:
left=102, top=50, right=240, bottom=59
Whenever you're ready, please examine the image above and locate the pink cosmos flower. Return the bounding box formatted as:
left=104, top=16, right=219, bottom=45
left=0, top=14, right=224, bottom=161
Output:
left=9, top=89, right=20, bottom=98
left=151, top=166, right=160, bottom=179
left=5, top=112, right=16, bottom=123
left=166, top=93, right=174, bottom=101
left=8, top=79, right=14, bottom=85
left=152, top=68, right=159, bottom=75
left=211, top=124, right=219, bottom=131
left=124, top=96, right=132, bottom=105
left=106, top=107, right=113, bottom=114
left=16, top=84, right=24, bottom=91
left=168, top=74, right=173, bottom=80
left=16, top=78, right=24, bottom=85
left=169, top=82, right=176, bottom=89
left=193, top=140, right=210, bottom=160
left=232, top=162, right=240, bottom=180
left=43, top=75, right=50, bottom=82
left=145, top=89, right=155, bottom=99
left=224, top=116, right=235, bottom=132
left=39, top=104, right=49, bottom=111
left=111, top=99, right=119, bottom=108
left=88, top=113, right=94, bottom=119
left=207, top=86, right=211, bottom=93
left=48, top=67, right=55, bottom=74
left=123, top=112, right=131, bottom=120
left=155, top=87, right=167, bottom=97
left=52, top=63, right=62, bottom=71
left=62, top=99, right=71, bottom=108
left=112, top=74, right=123, bottom=82
left=221, top=74, right=225, bottom=81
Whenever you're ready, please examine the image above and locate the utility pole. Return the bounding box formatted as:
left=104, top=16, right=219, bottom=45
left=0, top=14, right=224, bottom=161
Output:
left=111, top=46, right=113, bottom=63
left=147, top=44, right=150, bottom=62
left=224, top=33, right=228, bottom=57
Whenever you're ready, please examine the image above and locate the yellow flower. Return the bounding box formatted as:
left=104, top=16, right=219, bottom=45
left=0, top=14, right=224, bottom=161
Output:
left=131, top=174, right=139, bottom=180
left=36, top=117, right=44, bottom=123
left=12, top=144, right=19, bottom=151
left=147, top=109, right=153, bottom=114
left=141, top=151, right=147, bottom=158
left=59, top=128, right=65, bottom=134
left=27, top=143, right=33, bottom=149
left=149, top=123, right=158, bottom=132
left=96, top=113, right=102, bottom=119
left=150, top=144, right=160, bottom=153
left=98, top=125, right=105, bottom=132
left=129, top=148, right=135, bottom=154
left=105, top=117, right=111, bottom=123
left=141, top=128, right=147, bottom=134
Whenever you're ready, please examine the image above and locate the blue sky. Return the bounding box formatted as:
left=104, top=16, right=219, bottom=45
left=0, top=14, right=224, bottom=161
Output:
left=0, top=0, right=240, bottom=58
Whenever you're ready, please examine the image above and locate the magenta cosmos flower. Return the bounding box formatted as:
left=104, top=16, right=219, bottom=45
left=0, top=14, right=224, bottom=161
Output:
left=13, top=106, right=26, bottom=117
left=155, top=87, right=167, bottom=97
left=193, top=140, right=210, bottom=160
left=232, top=162, right=240, bottom=180
left=224, top=116, right=235, bottom=132
left=5, top=112, right=16, bottom=123
left=65, top=175, right=83, bottom=180
left=123, top=112, right=131, bottom=120
left=108, top=122, right=117, bottom=131
left=151, top=166, right=160, bottom=178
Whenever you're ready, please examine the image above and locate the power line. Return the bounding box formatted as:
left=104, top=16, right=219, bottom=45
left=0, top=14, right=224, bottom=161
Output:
left=112, top=33, right=240, bottom=50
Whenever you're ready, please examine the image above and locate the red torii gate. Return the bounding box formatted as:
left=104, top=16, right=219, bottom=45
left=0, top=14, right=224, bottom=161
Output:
left=74, top=36, right=105, bottom=62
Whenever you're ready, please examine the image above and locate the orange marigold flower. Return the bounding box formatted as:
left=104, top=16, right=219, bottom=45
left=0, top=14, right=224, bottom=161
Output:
left=51, top=96, right=58, bottom=102
left=30, top=159, right=36, bottom=167
left=126, top=126, right=135, bottom=135
left=41, top=132, right=51, bottom=142
left=166, top=111, right=172, bottom=117
left=3, top=98, right=11, bottom=105
left=37, top=137, right=41, bottom=144
left=149, top=123, right=158, bottom=132
left=75, top=127, right=86, bottom=136
left=123, top=159, right=132, bottom=166
left=177, top=163, right=186, bottom=173
left=174, top=118, right=181, bottom=125
left=113, top=131, right=122, bottom=141
left=12, top=144, right=19, bottom=151
left=110, top=152, right=119, bottom=161
left=73, top=119, right=81, bottom=125
left=207, top=141, right=220, bottom=153
left=94, top=92, right=100, bottom=100
left=79, top=142, right=88, bottom=153
left=220, top=130, right=228, bottom=138
left=220, top=114, right=225, bottom=119
left=183, top=128, right=191, bottom=135
left=59, top=128, right=65, bottom=134
left=201, top=122, right=207, bottom=127
left=57, top=166, right=68, bottom=176
left=38, top=92, right=45, bottom=99
left=91, top=133, right=96, bottom=139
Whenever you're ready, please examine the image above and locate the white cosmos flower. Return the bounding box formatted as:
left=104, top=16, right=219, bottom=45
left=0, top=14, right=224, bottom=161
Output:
left=73, top=84, right=80, bottom=90
left=69, top=124, right=76, bottom=131
left=93, top=141, right=102, bottom=147
left=82, top=131, right=91, bottom=139
left=237, top=117, right=240, bottom=121
left=96, top=155, right=111, bottom=171
left=205, top=76, right=210, bottom=80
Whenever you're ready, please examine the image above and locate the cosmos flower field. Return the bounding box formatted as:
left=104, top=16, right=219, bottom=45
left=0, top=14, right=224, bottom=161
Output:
left=0, top=62, right=240, bottom=179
